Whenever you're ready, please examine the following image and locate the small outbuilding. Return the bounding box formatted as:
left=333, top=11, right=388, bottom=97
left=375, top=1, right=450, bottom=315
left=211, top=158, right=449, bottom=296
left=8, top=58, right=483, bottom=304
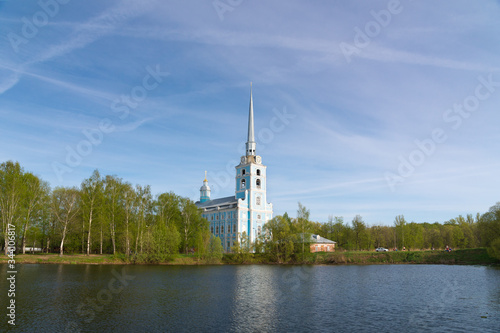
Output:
left=309, top=234, right=336, bottom=253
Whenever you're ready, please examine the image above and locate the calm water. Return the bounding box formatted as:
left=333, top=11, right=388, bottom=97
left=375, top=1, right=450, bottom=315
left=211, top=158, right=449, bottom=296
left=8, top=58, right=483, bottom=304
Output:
left=0, top=264, right=499, bottom=332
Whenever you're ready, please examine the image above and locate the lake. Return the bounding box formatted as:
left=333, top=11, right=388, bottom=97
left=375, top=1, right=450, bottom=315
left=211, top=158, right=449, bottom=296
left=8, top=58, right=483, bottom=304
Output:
left=1, top=264, right=499, bottom=332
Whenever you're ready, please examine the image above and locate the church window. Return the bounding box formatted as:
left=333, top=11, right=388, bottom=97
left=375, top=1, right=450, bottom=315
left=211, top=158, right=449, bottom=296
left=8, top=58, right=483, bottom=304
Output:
left=221, top=226, right=224, bottom=233
left=257, top=214, right=261, bottom=219
left=258, top=226, right=262, bottom=236
left=256, top=169, right=261, bottom=176
left=233, top=225, right=236, bottom=232
left=242, top=169, right=246, bottom=175
left=211, top=227, right=214, bottom=233
left=256, top=179, right=261, bottom=188
left=241, top=179, right=246, bottom=188
left=256, top=197, right=261, bottom=206
left=216, top=226, right=219, bottom=234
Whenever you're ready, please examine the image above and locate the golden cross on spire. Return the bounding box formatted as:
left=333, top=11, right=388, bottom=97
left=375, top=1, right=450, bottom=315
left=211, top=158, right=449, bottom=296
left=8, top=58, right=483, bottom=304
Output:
left=204, top=170, right=207, bottom=182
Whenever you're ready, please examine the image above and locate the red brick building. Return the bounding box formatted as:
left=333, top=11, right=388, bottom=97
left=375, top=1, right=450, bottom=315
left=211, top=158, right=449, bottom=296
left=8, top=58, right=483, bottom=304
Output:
left=309, top=234, right=336, bottom=253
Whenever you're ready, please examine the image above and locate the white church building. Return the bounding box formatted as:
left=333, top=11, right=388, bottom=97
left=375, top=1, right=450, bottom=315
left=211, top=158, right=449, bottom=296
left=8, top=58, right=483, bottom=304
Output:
left=195, top=86, right=273, bottom=251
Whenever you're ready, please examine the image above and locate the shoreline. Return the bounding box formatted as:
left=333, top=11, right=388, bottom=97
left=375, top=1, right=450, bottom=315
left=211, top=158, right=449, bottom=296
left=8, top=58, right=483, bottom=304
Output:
left=1, top=248, right=498, bottom=266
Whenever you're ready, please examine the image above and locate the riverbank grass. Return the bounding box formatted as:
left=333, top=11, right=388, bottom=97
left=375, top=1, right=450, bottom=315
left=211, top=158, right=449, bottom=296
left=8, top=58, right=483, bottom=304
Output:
left=1, top=248, right=498, bottom=265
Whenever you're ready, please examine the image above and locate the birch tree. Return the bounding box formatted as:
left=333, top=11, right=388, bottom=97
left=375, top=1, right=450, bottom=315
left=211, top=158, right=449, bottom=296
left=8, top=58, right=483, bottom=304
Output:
left=103, top=175, right=124, bottom=255
left=135, top=184, right=152, bottom=254
left=0, top=161, right=25, bottom=255
left=296, top=202, right=311, bottom=259
left=20, top=173, right=50, bottom=254
left=52, top=187, right=79, bottom=256
left=122, top=182, right=135, bottom=257
left=81, top=170, right=103, bottom=256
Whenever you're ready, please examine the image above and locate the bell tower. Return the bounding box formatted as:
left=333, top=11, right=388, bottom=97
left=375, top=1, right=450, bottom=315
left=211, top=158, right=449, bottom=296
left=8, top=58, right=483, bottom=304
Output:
left=235, top=84, right=272, bottom=243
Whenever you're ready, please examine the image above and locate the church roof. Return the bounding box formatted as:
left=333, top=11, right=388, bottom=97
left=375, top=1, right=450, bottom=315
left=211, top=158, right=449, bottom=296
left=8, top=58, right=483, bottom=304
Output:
left=195, top=195, right=238, bottom=210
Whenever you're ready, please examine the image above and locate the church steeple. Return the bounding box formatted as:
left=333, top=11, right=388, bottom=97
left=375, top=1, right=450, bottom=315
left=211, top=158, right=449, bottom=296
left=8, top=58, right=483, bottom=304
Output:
left=245, top=83, right=256, bottom=157
left=200, top=171, right=211, bottom=203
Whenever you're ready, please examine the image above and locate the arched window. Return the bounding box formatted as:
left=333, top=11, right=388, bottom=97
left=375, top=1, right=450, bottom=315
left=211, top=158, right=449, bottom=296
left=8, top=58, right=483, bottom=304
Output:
left=256, top=179, right=261, bottom=188
left=216, top=226, right=219, bottom=234
left=211, top=227, right=214, bottom=234
left=242, top=169, right=246, bottom=175
left=258, top=225, right=262, bottom=235
left=256, top=197, right=261, bottom=206
left=221, top=226, right=224, bottom=233
left=256, top=169, right=261, bottom=176
left=241, top=179, right=246, bottom=188
left=233, top=225, right=236, bottom=233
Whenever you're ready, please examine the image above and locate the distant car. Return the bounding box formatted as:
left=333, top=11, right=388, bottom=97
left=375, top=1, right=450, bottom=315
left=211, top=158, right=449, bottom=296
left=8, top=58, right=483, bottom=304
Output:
left=376, top=247, right=389, bottom=252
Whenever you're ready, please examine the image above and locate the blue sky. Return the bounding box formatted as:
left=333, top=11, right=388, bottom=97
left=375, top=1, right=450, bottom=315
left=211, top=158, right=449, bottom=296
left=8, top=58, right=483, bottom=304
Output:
left=1, top=0, right=499, bottom=225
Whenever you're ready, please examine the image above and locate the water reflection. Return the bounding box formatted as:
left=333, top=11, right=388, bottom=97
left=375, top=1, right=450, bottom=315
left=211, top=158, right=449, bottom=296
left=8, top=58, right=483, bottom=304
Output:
left=231, top=265, right=279, bottom=331
left=0, top=264, right=499, bottom=333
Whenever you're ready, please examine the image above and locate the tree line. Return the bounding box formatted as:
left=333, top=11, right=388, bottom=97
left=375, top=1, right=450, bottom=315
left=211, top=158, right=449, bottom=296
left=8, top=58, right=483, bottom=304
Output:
left=261, top=204, right=500, bottom=262
left=0, top=161, right=212, bottom=262
left=1, top=160, right=499, bottom=262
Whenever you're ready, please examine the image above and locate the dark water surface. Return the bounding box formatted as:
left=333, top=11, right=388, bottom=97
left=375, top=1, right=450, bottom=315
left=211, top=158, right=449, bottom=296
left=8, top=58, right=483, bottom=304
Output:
left=1, top=264, right=499, bottom=332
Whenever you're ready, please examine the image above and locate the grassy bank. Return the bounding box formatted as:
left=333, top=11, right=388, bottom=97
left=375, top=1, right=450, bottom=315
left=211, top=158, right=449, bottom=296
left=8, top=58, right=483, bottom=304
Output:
left=0, top=253, right=206, bottom=265
left=1, top=248, right=498, bottom=265
left=303, top=248, right=499, bottom=265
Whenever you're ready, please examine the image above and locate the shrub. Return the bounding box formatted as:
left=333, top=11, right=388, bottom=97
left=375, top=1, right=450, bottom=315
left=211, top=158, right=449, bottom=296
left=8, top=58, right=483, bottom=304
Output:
left=487, top=238, right=500, bottom=260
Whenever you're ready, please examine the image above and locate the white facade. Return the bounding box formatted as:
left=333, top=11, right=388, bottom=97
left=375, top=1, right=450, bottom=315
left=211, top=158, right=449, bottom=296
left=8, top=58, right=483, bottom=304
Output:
left=195, top=87, right=273, bottom=251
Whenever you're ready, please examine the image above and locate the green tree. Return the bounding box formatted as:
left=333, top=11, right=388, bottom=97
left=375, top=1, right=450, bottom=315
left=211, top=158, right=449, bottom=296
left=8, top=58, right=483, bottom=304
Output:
left=332, top=216, right=345, bottom=248
left=424, top=225, right=443, bottom=249
left=135, top=184, right=152, bottom=254
left=406, top=222, right=424, bottom=250
left=20, top=173, right=50, bottom=254
left=52, top=187, right=79, bottom=256
left=394, top=215, right=407, bottom=249
left=296, top=202, right=312, bottom=259
left=352, top=215, right=368, bottom=250
left=179, top=197, right=207, bottom=254
left=102, top=175, right=125, bottom=255
left=0, top=161, right=25, bottom=255
left=122, top=182, right=136, bottom=257
left=478, top=202, right=500, bottom=256
left=155, top=192, right=181, bottom=228
left=263, top=215, right=294, bottom=263
left=142, top=221, right=180, bottom=263
left=81, top=170, right=103, bottom=255
left=487, top=238, right=500, bottom=260
left=205, top=236, right=224, bottom=264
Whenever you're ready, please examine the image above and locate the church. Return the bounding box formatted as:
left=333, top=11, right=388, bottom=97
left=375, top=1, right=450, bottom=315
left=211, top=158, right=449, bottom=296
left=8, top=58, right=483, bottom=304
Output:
left=195, top=86, right=273, bottom=252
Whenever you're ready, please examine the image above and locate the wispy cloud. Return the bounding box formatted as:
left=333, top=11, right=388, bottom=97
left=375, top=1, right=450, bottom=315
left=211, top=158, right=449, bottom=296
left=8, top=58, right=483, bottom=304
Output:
left=113, top=118, right=154, bottom=132
left=0, top=0, right=159, bottom=94
left=360, top=44, right=500, bottom=72
left=27, top=1, right=158, bottom=66
left=0, top=71, right=19, bottom=94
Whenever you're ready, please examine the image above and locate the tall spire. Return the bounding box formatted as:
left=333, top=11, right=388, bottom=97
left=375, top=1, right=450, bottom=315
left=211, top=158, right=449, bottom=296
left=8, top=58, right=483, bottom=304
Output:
left=245, top=83, right=256, bottom=156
